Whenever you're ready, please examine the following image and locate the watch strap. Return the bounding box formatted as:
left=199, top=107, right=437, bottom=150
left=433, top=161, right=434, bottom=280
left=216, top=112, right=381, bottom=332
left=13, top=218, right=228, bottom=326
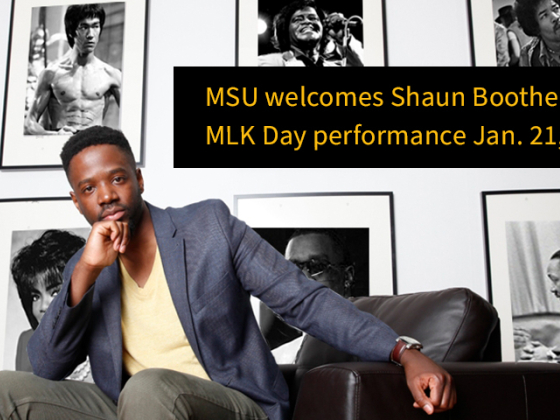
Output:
left=390, top=339, right=407, bottom=366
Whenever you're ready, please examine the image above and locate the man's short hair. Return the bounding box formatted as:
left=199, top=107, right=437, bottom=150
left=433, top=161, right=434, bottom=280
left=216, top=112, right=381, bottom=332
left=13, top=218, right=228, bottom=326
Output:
left=65, top=3, right=106, bottom=48
left=271, top=0, right=328, bottom=53
left=514, top=0, right=547, bottom=37
left=11, top=230, right=85, bottom=329
left=60, top=126, right=136, bottom=176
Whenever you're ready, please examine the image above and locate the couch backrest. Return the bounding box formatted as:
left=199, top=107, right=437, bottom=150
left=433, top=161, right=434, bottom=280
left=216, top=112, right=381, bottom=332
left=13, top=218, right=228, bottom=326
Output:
left=296, top=288, right=501, bottom=368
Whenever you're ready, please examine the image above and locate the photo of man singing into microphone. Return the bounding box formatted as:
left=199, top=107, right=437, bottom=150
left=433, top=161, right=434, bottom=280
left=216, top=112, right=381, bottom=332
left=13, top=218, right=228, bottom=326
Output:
left=257, top=0, right=364, bottom=66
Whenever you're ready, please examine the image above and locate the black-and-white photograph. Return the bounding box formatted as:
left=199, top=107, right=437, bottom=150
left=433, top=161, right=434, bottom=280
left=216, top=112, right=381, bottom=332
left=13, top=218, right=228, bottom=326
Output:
left=237, top=0, right=386, bottom=66
left=3, top=228, right=93, bottom=381
left=23, top=3, right=124, bottom=136
left=254, top=227, right=368, bottom=364
left=506, top=221, right=560, bottom=363
left=257, top=0, right=364, bottom=67
left=483, top=190, right=560, bottom=361
left=0, top=198, right=91, bottom=372
left=469, top=0, right=558, bottom=66
left=1, top=0, right=147, bottom=168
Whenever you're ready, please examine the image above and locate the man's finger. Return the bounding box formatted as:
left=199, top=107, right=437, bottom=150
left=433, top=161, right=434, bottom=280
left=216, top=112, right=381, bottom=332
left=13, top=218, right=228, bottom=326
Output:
left=409, top=377, right=436, bottom=414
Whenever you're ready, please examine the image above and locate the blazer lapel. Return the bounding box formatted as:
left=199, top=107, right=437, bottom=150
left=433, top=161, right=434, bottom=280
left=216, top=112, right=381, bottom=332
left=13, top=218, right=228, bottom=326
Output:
left=97, top=262, right=124, bottom=388
left=148, top=204, right=205, bottom=370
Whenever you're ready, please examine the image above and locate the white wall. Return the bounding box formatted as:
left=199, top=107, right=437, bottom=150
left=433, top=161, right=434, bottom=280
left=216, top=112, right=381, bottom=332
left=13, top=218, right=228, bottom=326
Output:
left=0, top=0, right=557, bottom=306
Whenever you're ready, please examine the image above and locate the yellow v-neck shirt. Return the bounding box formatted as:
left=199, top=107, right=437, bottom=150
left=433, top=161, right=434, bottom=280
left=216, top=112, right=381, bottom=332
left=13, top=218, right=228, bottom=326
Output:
left=120, top=247, right=209, bottom=380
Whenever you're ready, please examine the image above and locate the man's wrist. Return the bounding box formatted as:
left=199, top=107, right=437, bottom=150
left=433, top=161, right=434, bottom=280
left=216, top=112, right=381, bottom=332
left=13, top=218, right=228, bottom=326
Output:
left=390, top=336, right=423, bottom=366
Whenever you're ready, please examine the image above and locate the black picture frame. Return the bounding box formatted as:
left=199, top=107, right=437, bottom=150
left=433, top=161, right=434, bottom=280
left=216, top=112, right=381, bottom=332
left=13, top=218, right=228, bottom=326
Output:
left=1, top=0, right=148, bottom=168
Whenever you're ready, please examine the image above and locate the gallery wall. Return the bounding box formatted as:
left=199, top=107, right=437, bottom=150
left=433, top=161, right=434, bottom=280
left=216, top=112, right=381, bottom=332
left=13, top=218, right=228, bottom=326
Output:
left=0, top=0, right=558, bottom=309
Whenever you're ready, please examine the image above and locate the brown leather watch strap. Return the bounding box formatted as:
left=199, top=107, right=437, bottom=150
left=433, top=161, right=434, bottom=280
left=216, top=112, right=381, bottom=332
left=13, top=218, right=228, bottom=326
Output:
left=390, top=339, right=407, bottom=366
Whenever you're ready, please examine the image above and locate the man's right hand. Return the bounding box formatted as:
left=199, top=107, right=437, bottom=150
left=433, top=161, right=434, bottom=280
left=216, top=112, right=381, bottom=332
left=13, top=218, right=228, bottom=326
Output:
left=70, top=221, right=130, bottom=306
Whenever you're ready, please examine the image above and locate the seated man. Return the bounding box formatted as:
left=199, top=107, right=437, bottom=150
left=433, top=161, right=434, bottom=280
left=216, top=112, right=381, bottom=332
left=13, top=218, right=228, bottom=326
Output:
left=0, top=126, right=455, bottom=420
left=515, top=0, right=560, bottom=66
left=258, top=0, right=363, bottom=67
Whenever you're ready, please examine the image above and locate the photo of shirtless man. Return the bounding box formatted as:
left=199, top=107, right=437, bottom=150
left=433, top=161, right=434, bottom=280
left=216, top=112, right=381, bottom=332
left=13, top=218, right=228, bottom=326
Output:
left=24, top=4, right=122, bottom=135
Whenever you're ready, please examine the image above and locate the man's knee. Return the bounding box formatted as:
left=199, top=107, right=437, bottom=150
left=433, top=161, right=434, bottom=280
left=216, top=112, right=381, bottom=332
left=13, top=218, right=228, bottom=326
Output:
left=119, top=369, right=188, bottom=419
left=0, top=371, right=35, bottom=397
left=121, top=368, right=170, bottom=398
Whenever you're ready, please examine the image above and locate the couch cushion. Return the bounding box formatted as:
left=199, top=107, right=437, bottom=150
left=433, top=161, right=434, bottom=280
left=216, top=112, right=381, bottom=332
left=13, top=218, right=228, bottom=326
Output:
left=296, top=288, right=499, bottom=367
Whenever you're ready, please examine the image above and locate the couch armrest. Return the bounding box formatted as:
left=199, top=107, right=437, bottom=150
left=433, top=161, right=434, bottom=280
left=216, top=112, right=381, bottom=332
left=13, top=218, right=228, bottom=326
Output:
left=292, top=361, right=560, bottom=420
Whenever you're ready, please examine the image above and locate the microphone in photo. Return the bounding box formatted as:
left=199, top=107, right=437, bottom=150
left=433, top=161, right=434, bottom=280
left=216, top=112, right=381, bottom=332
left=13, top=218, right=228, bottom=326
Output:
left=323, top=15, right=360, bottom=32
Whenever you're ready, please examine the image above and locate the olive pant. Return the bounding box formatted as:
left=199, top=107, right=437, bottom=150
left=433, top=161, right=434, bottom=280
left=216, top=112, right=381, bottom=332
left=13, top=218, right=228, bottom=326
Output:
left=0, top=369, right=268, bottom=420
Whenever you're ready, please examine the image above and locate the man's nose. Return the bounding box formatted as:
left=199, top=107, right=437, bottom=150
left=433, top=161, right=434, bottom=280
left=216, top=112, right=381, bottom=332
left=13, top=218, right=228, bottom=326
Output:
left=97, top=184, right=118, bottom=204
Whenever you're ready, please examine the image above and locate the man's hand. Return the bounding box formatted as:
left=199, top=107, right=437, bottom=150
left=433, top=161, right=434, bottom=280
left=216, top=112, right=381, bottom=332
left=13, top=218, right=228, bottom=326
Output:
left=81, top=221, right=130, bottom=268
left=70, top=221, right=130, bottom=306
left=400, top=349, right=456, bottom=415
left=324, top=13, right=348, bottom=45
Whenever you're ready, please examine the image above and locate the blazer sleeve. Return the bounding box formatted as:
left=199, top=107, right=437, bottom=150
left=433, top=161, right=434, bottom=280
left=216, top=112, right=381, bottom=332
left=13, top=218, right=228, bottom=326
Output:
left=211, top=200, right=399, bottom=362
left=27, top=248, right=92, bottom=380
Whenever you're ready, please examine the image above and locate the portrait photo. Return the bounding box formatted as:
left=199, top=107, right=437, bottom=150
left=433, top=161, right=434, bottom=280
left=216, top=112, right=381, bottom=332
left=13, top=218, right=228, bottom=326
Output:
left=1, top=0, right=147, bottom=168
left=237, top=0, right=386, bottom=66
left=22, top=3, right=124, bottom=136
left=3, top=228, right=91, bottom=381
left=483, top=190, right=560, bottom=361
left=0, top=198, right=91, bottom=374
left=506, top=221, right=560, bottom=363
left=254, top=227, right=369, bottom=363
left=469, top=0, right=556, bottom=66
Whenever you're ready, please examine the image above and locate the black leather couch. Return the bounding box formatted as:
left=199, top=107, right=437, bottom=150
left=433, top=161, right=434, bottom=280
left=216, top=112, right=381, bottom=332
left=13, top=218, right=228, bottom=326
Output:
left=279, top=288, right=560, bottom=419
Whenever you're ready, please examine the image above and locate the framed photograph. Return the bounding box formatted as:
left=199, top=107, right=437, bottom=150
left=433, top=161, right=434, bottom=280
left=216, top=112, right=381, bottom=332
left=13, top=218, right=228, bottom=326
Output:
left=235, top=192, right=395, bottom=353
left=1, top=0, right=148, bottom=168
left=482, top=190, right=560, bottom=362
left=468, top=0, right=535, bottom=66
left=237, top=0, right=387, bottom=66
left=0, top=197, right=90, bottom=374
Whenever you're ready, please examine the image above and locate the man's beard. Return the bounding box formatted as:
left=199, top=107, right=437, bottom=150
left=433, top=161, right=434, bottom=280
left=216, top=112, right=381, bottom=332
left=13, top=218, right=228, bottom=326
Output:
left=96, top=194, right=144, bottom=237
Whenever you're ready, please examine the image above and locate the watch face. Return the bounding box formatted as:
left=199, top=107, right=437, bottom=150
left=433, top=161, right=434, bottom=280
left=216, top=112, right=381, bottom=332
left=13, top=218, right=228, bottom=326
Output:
left=400, top=336, right=423, bottom=349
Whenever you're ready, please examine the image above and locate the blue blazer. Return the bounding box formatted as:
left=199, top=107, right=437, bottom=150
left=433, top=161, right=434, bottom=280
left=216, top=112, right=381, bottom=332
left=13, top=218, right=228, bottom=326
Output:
left=28, top=200, right=398, bottom=420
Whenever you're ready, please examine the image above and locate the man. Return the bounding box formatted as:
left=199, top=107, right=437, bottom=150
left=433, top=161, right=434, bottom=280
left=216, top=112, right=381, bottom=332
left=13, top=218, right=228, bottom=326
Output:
left=515, top=0, right=560, bottom=66
left=516, top=250, right=560, bottom=361
left=0, top=126, right=455, bottom=419
left=496, top=5, right=533, bottom=66
left=258, top=0, right=363, bottom=67
left=547, top=249, right=560, bottom=299
left=269, top=229, right=358, bottom=363
left=24, top=4, right=121, bottom=135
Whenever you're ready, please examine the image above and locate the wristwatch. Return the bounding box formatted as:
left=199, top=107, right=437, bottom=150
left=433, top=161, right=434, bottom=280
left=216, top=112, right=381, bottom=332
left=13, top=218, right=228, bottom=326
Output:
left=390, top=336, right=423, bottom=366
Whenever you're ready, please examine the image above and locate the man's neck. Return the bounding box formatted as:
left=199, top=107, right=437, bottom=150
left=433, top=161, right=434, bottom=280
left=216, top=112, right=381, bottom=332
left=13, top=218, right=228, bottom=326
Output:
left=292, top=44, right=320, bottom=61
left=70, top=48, right=96, bottom=66
left=542, top=35, right=560, bottom=54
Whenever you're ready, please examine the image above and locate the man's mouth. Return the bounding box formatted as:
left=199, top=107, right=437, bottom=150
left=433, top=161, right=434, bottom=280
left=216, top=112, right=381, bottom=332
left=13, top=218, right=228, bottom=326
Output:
left=101, top=208, right=126, bottom=221
left=299, top=25, right=318, bottom=34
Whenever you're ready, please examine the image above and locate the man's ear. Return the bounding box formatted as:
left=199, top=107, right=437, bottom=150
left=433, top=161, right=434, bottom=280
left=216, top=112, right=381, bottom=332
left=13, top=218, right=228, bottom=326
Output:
left=136, top=168, right=144, bottom=194
left=344, top=265, right=355, bottom=282
left=70, top=191, right=83, bottom=215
